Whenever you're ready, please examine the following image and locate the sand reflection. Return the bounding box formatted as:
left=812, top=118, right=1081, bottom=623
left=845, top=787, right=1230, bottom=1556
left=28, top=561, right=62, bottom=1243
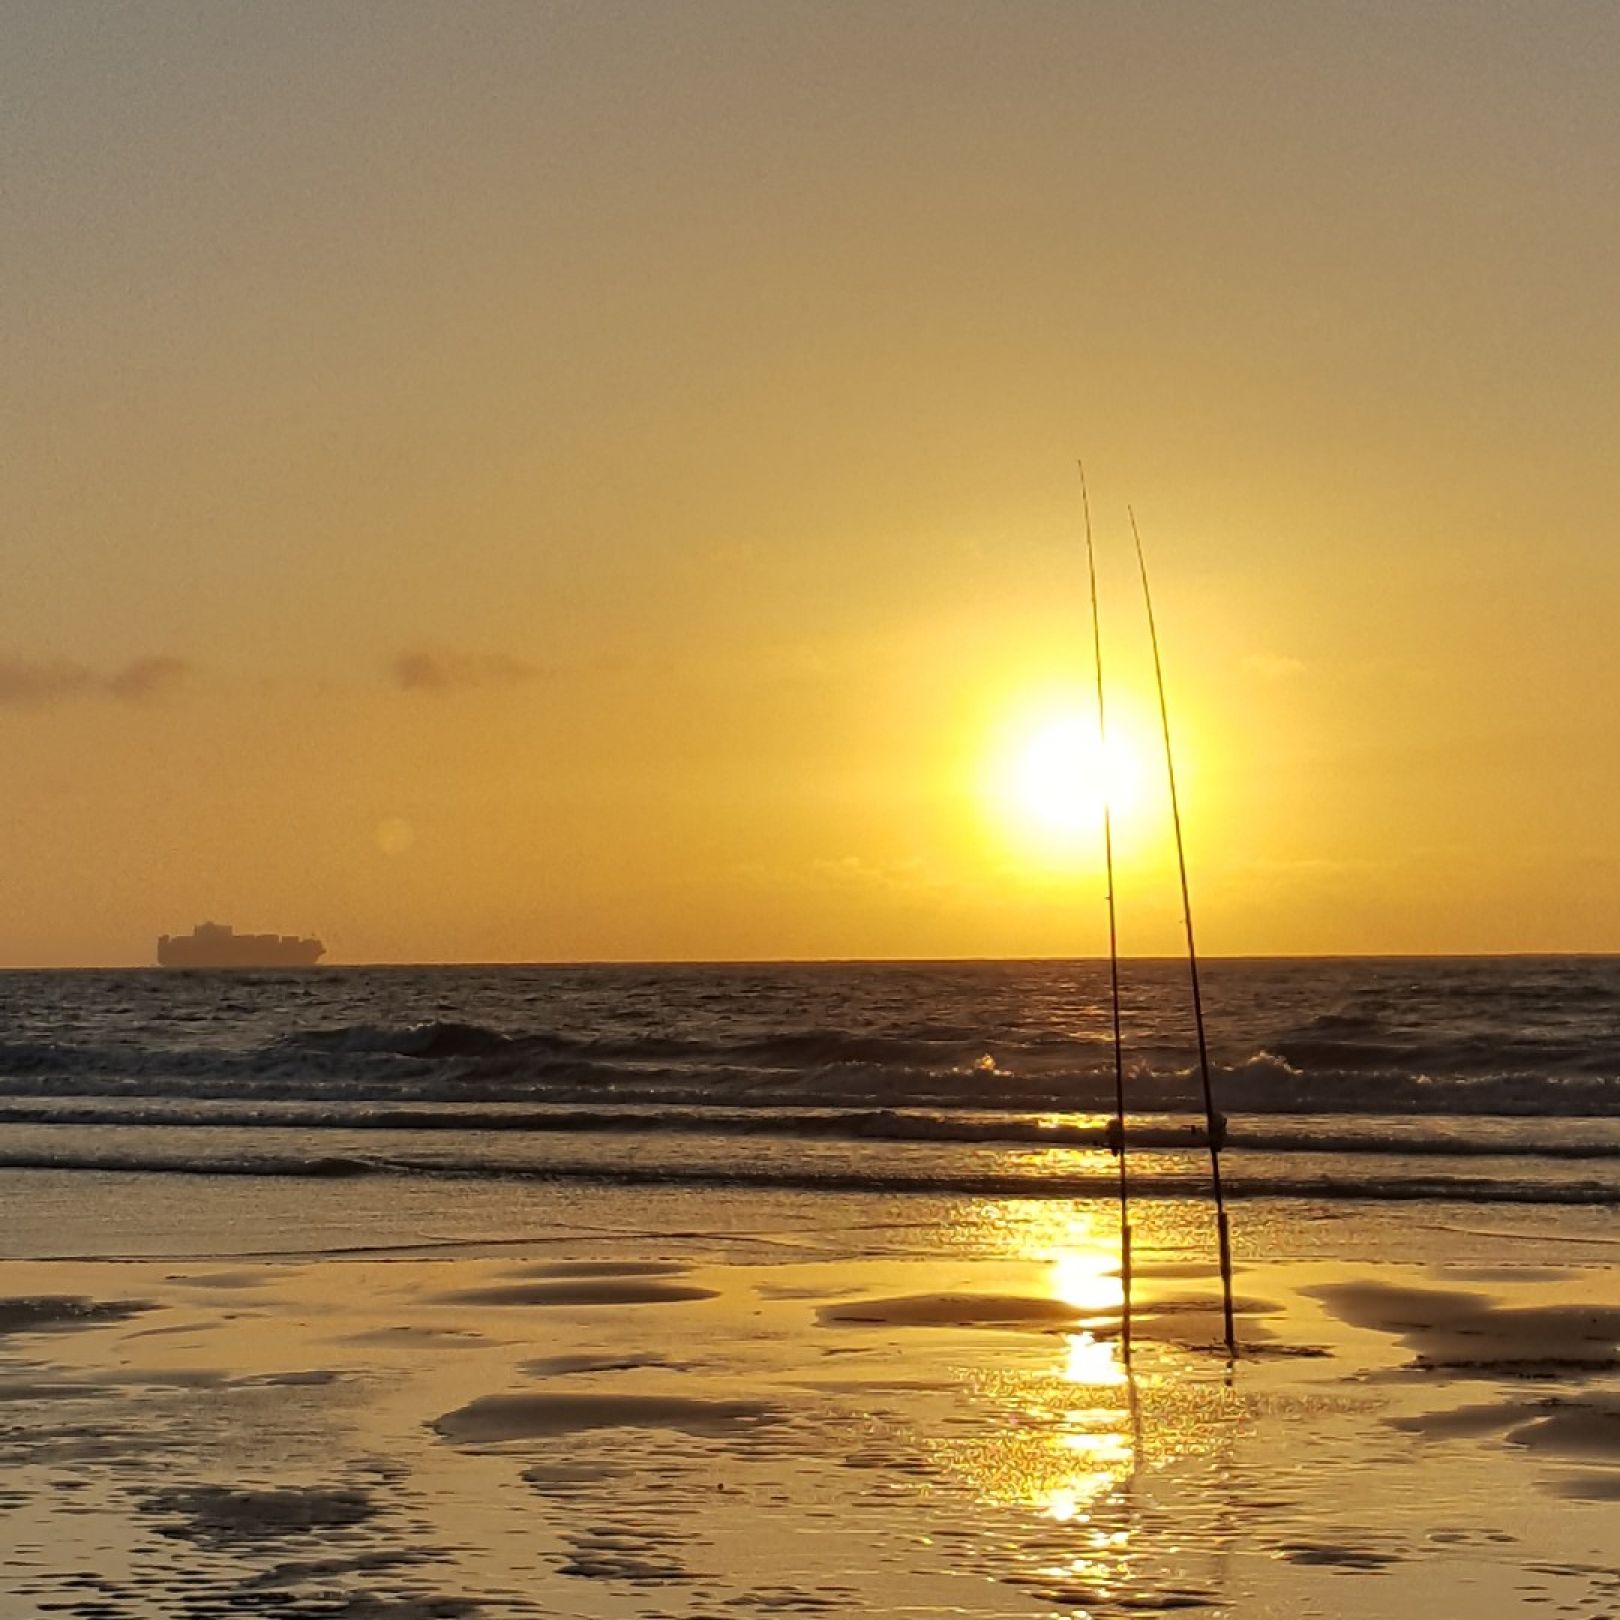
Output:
left=924, top=1228, right=1142, bottom=1519
left=893, top=1210, right=1256, bottom=1613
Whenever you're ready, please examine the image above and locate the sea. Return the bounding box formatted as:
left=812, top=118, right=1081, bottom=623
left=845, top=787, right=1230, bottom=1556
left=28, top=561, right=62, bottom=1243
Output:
left=1, top=957, right=1617, bottom=1258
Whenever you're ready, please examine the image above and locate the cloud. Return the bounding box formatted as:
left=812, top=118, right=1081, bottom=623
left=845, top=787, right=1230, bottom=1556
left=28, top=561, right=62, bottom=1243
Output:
left=0, top=655, right=192, bottom=708
left=105, top=655, right=191, bottom=701
left=392, top=648, right=541, bottom=694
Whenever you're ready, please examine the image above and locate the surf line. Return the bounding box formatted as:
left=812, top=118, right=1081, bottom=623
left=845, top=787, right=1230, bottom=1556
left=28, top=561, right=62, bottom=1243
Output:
left=1078, top=461, right=1134, bottom=1361
left=1130, top=505, right=1239, bottom=1357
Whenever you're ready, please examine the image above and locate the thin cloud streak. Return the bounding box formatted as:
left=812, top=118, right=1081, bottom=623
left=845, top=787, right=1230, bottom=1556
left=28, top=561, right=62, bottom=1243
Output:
left=392, top=648, right=542, bottom=694
left=105, top=656, right=191, bottom=701
left=0, top=655, right=192, bottom=708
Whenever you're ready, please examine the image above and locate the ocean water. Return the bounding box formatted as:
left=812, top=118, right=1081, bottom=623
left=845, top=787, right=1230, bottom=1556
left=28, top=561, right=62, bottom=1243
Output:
left=1, top=957, right=1617, bottom=1213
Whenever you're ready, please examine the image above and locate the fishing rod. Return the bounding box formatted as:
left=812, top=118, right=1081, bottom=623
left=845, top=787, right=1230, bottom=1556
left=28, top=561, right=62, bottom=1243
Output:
left=1078, top=462, right=1132, bottom=1360
left=1129, top=506, right=1237, bottom=1357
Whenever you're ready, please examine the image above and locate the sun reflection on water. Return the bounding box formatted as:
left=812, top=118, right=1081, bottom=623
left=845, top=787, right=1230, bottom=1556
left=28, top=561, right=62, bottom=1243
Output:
left=925, top=1218, right=1143, bottom=1531
left=1051, top=1249, right=1125, bottom=1318
left=870, top=1197, right=1253, bottom=1614
left=923, top=1204, right=1237, bottom=1549
left=1064, top=1329, right=1127, bottom=1387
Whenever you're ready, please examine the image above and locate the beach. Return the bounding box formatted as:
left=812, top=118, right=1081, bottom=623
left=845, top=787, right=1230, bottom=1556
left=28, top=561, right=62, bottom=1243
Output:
left=2, top=959, right=1618, bottom=1617
left=4, top=1178, right=1619, bottom=1619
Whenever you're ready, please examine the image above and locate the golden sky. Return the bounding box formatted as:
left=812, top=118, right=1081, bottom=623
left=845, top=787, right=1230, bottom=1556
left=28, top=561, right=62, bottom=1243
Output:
left=4, top=3, right=1617, bottom=964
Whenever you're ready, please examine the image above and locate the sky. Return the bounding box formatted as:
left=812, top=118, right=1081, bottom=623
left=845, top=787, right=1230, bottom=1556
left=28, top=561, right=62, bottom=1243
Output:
left=4, top=2, right=1618, bottom=965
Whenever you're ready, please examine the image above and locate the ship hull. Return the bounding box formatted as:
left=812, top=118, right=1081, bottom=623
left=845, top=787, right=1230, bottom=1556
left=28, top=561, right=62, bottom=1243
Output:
left=156, top=938, right=325, bottom=968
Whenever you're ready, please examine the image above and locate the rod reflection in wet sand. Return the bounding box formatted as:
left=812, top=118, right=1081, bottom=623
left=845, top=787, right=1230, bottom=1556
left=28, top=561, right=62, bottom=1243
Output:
left=1129, top=505, right=1238, bottom=1356
left=1077, top=461, right=1133, bottom=1361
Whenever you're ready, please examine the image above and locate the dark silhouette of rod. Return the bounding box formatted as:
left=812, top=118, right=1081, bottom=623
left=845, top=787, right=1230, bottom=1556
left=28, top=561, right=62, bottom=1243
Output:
left=1078, top=462, right=1132, bottom=1361
left=1129, top=505, right=1237, bottom=1357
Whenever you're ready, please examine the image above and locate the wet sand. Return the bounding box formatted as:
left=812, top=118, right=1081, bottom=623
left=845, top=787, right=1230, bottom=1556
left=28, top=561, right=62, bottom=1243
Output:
left=1, top=1216, right=1618, bottom=1618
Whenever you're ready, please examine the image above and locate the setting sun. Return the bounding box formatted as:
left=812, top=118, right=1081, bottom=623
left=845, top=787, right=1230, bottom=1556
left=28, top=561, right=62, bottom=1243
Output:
left=988, top=703, right=1145, bottom=860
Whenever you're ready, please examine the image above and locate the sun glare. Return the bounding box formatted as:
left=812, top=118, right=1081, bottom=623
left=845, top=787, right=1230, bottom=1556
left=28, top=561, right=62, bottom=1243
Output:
left=989, top=704, right=1144, bottom=859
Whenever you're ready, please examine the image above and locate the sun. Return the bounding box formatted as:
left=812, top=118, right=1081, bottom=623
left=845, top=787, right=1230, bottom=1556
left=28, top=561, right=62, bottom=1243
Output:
left=1013, top=715, right=1106, bottom=836
left=987, top=702, right=1144, bottom=858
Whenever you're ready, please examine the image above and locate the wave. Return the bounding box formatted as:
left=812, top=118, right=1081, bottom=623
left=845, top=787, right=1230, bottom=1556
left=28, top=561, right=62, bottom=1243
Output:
left=1, top=1043, right=1616, bottom=1116
left=1, top=1101, right=1618, bottom=1159
left=0, top=1147, right=1611, bottom=1204
left=285, top=1021, right=516, bottom=1059
left=274, top=1021, right=987, bottom=1067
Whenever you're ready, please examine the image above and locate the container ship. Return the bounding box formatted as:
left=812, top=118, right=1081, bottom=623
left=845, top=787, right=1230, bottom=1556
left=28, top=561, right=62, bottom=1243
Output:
left=156, top=921, right=326, bottom=968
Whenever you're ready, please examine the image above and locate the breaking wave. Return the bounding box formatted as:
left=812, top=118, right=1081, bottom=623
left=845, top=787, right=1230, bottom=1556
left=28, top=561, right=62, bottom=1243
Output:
left=0, top=1026, right=1615, bottom=1117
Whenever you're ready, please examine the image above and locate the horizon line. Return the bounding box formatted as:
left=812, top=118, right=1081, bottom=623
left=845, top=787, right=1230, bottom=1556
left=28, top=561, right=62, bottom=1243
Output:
left=4, top=948, right=1619, bottom=972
